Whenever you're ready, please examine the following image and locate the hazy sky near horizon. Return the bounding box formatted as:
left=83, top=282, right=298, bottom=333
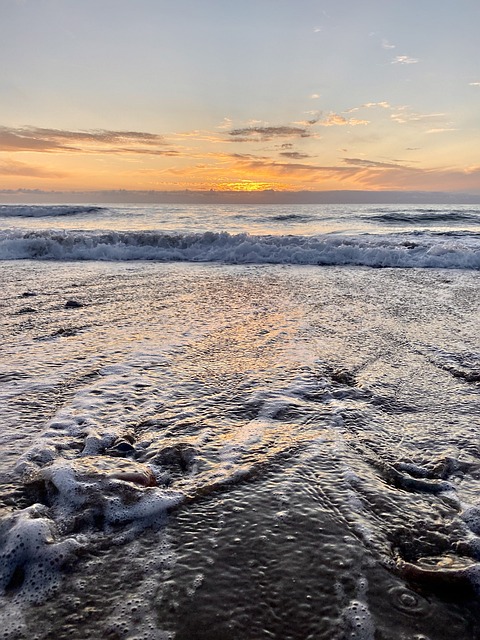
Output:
left=1, top=0, right=479, bottom=194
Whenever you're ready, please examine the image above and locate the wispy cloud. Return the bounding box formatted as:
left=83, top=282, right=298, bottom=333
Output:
left=317, top=113, right=369, bottom=127
left=279, top=151, right=312, bottom=160
left=342, top=157, right=410, bottom=170
left=169, top=130, right=229, bottom=144
left=425, top=128, right=458, bottom=134
left=392, top=55, right=419, bottom=65
left=0, top=159, right=67, bottom=178
left=294, top=114, right=322, bottom=126
left=229, top=154, right=480, bottom=192
left=469, top=82, right=480, bottom=87
left=228, top=125, right=311, bottom=141
left=217, top=117, right=233, bottom=130
left=390, top=109, right=447, bottom=125
left=230, top=156, right=364, bottom=180
left=362, top=101, right=391, bottom=109
left=382, top=39, right=396, bottom=50
left=0, top=126, right=177, bottom=155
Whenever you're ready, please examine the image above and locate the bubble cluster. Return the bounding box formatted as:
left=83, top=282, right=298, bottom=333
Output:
left=0, top=504, right=81, bottom=603
left=37, top=457, right=183, bottom=527
left=344, top=599, right=375, bottom=640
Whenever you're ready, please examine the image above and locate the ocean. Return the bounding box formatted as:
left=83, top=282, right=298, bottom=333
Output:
left=0, top=202, right=480, bottom=639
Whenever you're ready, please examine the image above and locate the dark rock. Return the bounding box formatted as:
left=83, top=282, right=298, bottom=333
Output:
left=106, top=440, right=136, bottom=457
left=52, top=327, right=78, bottom=337
left=65, top=299, right=83, bottom=309
left=331, top=368, right=357, bottom=386
left=17, top=307, right=37, bottom=315
left=20, top=291, right=37, bottom=298
left=151, top=443, right=196, bottom=474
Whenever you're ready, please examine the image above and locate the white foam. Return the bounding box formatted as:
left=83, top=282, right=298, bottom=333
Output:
left=39, top=458, right=183, bottom=525
left=0, top=504, right=82, bottom=603
left=0, top=228, right=479, bottom=269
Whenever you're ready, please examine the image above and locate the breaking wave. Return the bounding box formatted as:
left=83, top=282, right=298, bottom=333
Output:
left=0, top=228, right=479, bottom=269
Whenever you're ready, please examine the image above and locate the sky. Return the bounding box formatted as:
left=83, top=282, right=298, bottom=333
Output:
left=1, top=0, right=479, bottom=195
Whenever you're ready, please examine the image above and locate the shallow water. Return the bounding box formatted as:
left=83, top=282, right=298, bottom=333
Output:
left=1, top=261, right=480, bottom=639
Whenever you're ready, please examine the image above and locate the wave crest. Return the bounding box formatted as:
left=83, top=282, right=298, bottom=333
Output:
left=368, top=209, right=480, bottom=224
left=0, top=205, right=105, bottom=218
left=0, top=229, right=479, bottom=269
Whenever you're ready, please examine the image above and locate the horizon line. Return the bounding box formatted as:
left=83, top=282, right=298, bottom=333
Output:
left=1, top=188, right=480, bottom=205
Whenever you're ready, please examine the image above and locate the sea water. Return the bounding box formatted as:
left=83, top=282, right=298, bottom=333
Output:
left=0, top=203, right=480, bottom=639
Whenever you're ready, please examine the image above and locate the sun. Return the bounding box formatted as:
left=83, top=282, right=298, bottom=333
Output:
left=214, top=180, right=287, bottom=191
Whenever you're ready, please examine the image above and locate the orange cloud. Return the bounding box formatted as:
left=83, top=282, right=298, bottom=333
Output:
left=0, top=160, right=67, bottom=178
left=0, top=127, right=177, bottom=155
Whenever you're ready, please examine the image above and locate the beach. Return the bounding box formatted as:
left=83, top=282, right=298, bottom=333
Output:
left=1, top=205, right=480, bottom=639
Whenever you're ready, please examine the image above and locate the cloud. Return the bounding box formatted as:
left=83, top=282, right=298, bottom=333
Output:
left=217, top=117, right=233, bottom=130
left=231, top=156, right=362, bottom=180
left=352, top=165, right=480, bottom=192
left=229, top=152, right=271, bottom=161
left=310, top=93, right=321, bottom=99
left=382, top=39, right=396, bottom=50
left=425, top=128, right=458, bottom=134
left=294, top=114, right=322, bottom=126
left=469, top=82, right=480, bottom=86
left=170, top=130, right=229, bottom=144
left=0, top=160, right=67, bottom=178
left=0, top=126, right=177, bottom=155
left=390, top=110, right=447, bottom=125
left=342, top=157, right=411, bottom=170
left=361, top=101, right=391, bottom=109
left=392, top=55, right=419, bottom=64
left=228, top=125, right=311, bottom=141
left=229, top=154, right=480, bottom=192
left=279, top=151, right=312, bottom=160
left=335, top=158, right=480, bottom=192
left=317, top=113, right=369, bottom=127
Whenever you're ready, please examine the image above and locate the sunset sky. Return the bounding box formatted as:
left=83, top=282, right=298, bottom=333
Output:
left=1, top=0, right=479, bottom=195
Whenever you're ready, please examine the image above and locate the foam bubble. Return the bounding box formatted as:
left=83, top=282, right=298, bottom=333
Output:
left=0, top=504, right=81, bottom=603
left=344, top=599, right=375, bottom=640
left=341, top=575, right=375, bottom=640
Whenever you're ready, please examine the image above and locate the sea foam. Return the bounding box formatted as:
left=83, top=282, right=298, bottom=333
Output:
left=0, top=228, right=479, bottom=268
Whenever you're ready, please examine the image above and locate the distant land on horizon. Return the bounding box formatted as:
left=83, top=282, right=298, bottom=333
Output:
left=1, top=189, right=480, bottom=206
